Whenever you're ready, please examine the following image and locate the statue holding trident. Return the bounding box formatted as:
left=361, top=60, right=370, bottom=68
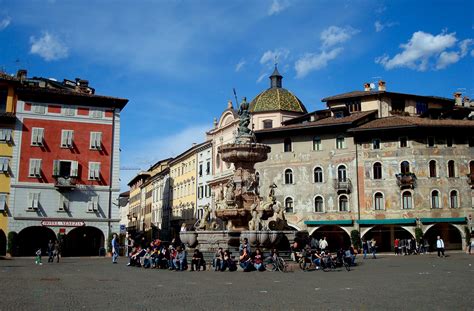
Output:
left=236, top=97, right=254, bottom=143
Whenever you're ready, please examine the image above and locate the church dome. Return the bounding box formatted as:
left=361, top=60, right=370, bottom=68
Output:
left=250, top=66, right=307, bottom=114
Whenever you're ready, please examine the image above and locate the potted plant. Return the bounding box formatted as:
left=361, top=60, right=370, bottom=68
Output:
left=350, top=229, right=361, bottom=251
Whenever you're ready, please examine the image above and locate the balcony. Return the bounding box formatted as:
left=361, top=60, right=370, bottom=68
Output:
left=467, top=173, right=474, bottom=189
left=333, top=178, right=352, bottom=194
left=395, top=172, right=417, bottom=189
left=54, top=176, right=77, bottom=191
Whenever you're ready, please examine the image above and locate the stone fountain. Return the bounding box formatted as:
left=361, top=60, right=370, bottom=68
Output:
left=180, top=97, right=294, bottom=252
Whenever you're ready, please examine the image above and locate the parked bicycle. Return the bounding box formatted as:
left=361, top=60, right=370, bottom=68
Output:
left=265, top=254, right=288, bottom=272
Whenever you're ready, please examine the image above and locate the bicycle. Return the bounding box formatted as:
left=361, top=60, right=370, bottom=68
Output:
left=265, top=255, right=288, bottom=272
left=321, top=255, right=350, bottom=272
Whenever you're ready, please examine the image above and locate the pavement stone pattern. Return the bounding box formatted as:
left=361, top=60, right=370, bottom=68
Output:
left=0, top=253, right=473, bottom=310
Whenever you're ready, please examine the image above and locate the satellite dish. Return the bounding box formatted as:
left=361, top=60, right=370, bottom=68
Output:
left=370, top=83, right=376, bottom=89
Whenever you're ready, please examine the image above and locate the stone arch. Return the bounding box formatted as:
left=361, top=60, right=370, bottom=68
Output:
left=362, top=225, right=415, bottom=252
left=423, top=223, right=463, bottom=251
left=310, top=225, right=351, bottom=251
left=0, top=229, right=6, bottom=256
left=17, top=226, right=57, bottom=256
left=63, top=226, right=105, bottom=256
left=286, top=223, right=301, bottom=231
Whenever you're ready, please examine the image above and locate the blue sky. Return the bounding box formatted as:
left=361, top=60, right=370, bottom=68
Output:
left=0, top=0, right=473, bottom=190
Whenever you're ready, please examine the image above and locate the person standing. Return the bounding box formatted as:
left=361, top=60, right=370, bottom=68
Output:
left=53, top=240, right=61, bottom=263
left=436, top=236, right=445, bottom=257
left=394, top=238, right=399, bottom=256
left=47, top=240, right=54, bottom=263
left=319, top=237, right=328, bottom=252
left=362, top=239, right=368, bottom=259
left=112, top=234, right=120, bottom=264
left=370, top=238, right=377, bottom=259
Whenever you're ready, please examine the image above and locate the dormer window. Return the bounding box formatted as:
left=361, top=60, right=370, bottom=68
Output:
left=391, top=99, right=405, bottom=112
left=263, top=120, right=273, bottom=129
left=346, top=100, right=361, bottom=112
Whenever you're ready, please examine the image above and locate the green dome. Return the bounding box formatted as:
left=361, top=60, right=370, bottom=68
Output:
left=250, top=87, right=307, bottom=113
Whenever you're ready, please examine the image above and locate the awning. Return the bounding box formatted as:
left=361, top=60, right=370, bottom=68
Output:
left=357, top=218, right=416, bottom=225
left=304, top=220, right=353, bottom=226
left=420, top=217, right=466, bottom=224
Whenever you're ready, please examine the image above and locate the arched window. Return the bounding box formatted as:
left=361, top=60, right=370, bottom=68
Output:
left=284, top=169, right=293, bottom=184
left=450, top=190, right=458, bottom=208
left=401, top=161, right=410, bottom=174
left=339, top=195, right=348, bottom=211
left=337, top=165, right=347, bottom=182
left=402, top=191, right=412, bottom=209
left=263, top=119, right=273, bottom=129
left=314, top=167, right=323, bottom=183
left=314, top=196, right=324, bottom=212
left=431, top=190, right=440, bottom=209
left=313, top=137, right=322, bottom=151
left=429, top=160, right=437, bottom=178
left=373, top=162, right=382, bottom=180
left=374, top=192, right=384, bottom=210
left=285, top=197, right=294, bottom=213
left=284, top=138, right=292, bottom=152
left=447, top=160, right=455, bottom=177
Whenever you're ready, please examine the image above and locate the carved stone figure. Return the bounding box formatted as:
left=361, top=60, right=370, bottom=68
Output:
left=236, top=97, right=253, bottom=143
left=248, top=201, right=260, bottom=231
left=268, top=183, right=277, bottom=202
left=225, top=177, right=236, bottom=203
left=195, top=204, right=211, bottom=230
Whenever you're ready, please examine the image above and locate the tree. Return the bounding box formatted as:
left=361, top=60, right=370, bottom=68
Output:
left=350, top=230, right=361, bottom=250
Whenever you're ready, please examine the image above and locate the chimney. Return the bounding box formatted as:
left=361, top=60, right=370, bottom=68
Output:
left=454, top=92, right=462, bottom=106
left=364, top=83, right=371, bottom=92
left=16, top=69, right=27, bottom=82
left=463, top=96, right=470, bottom=107
left=378, top=80, right=386, bottom=91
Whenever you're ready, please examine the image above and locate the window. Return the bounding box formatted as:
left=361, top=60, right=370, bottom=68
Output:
left=88, top=162, right=101, bottom=180
left=346, top=100, right=361, bottom=112
left=90, top=132, right=102, bottom=150
left=427, top=136, right=435, bottom=147
left=313, top=137, right=322, bottom=151
left=401, top=161, right=410, bottom=174
left=416, top=102, right=427, bottom=115
left=334, top=111, right=345, bottom=118
left=53, top=160, right=78, bottom=177
left=399, top=136, right=408, bottom=148
left=402, top=191, right=412, bottom=209
left=29, top=159, right=42, bottom=177
left=90, top=109, right=104, bottom=119
left=446, top=137, right=453, bottom=147
left=263, top=120, right=273, bottom=129
left=469, top=137, right=474, bottom=147
left=284, top=138, right=292, bottom=152
left=314, top=196, right=323, bottom=212
left=61, top=130, right=74, bottom=148
left=429, top=160, right=437, bottom=178
left=216, top=155, right=220, bottom=169
left=0, top=157, right=9, bottom=173
left=391, top=99, right=405, bottom=112
left=28, top=192, right=40, bottom=210
left=198, top=164, right=203, bottom=177
left=198, top=186, right=203, bottom=199
left=31, top=128, right=44, bottom=146
left=450, top=190, right=458, bottom=208
left=336, top=136, right=345, bottom=149
left=447, top=160, right=455, bottom=177
left=314, top=167, right=323, bottom=183
left=337, top=165, right=347, bottom=182
left=0, top=193, right=6, bottom=211
left=88, top=196, right=99, bottom=212
left=431, top=190, right=440, bottom=209
left=285, top=197, right=294, bottom=213
left=374, top=192, right=384, bottom=210
left=206, top=162, right=210, bottom=175
left=0, top=88, right=7, bottom=112
left=284, top=169, right=293, bottom=184
left=339, top=195, right=348, bottom=211
left=373, top=162, right=382, bottom=180
left=59, top=195, right=69, bottom=211
left=32, top=104, right=46, bottom=114
left=63, top=107, right=76, bottom=116
left=0, top=129, right=13, bottom=143
left=372, top=139, right=381, bottom=150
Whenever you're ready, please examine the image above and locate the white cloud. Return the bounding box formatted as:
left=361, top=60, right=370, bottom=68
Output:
left=256, top=72, right=268, bottom=83
left=268, top=0, right=291, bottom=16
left=295, top=47, right=343, bottom=78
left=374, top=20, right=398, bottom=32
left=0, top=16, right=11, bottom=30
left=260, top=48, right=290, bottom=66
left=120, top=124, right=209, bottom=191
left=471, top=49, right=474, bottom=57
left=459, top=39, right=473, bottom=57
left=235, top=59, right=246, bottom=72
left=29, top=32, right=69, bottom=61
left=376, top=31, right=458, bottom=71
left=320, top=26, right=359, bottom=48
left=436, top=51, right=460, bottom=69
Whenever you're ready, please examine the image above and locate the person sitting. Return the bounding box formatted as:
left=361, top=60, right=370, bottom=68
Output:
left=174, top=246, right=187, bottom=271
left=312, top=250, right=322, bottom=269
left=221, top=250, right=237, bottom=272
left=127, top=247, right=142, bottom=267
left=169, top=246, right=177, bottom=270
left=213, top=248, right=224, bottom=271
left=253, top=248, right=265, bottom=271
left=239, top=245, right=253, bottom=272
left=143, top=248, right=152, bottom=269
left=191, top=249, right=205, bottom=271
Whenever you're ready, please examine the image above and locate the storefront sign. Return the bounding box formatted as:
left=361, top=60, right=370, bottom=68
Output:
left=41, top=220, right=85, bottom=227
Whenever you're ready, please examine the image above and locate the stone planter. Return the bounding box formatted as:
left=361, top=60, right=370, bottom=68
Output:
left=180, top=232, right=198, bottom=248
left=257, top=231, right=269, bottom=246
left=268, top=231, right=279, bottom=246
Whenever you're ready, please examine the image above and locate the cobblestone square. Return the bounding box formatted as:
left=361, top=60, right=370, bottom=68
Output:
left=1, top=253, right=473, bottom=310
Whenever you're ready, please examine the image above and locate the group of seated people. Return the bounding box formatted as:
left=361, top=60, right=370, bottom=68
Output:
left=211, top=238, right=268, bottom=272
left=300, top=245, right=357, bottom=270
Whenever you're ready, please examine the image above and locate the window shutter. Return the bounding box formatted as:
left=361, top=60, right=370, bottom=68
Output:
left=29, top=159, right=35, bottom=176
left=70, top=161, right=78, bottom=177
left=38, top=128, right=44, bottom=145
left=53, top=160, right=60, bottom=176
left=34, top=193, right=40, bottom=208
left=28, top=193, right=34, bottom=208
left=6, top=129, right=12, bottom=142
left=96, top=132, right=102, bottom=149
left=37, top=159, right=42, bottom=176
left=68, top=131, right=74, bottom=146
left=0, top=194, right=6, bottom=211
left=96, top=163, right=100, bottom=179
